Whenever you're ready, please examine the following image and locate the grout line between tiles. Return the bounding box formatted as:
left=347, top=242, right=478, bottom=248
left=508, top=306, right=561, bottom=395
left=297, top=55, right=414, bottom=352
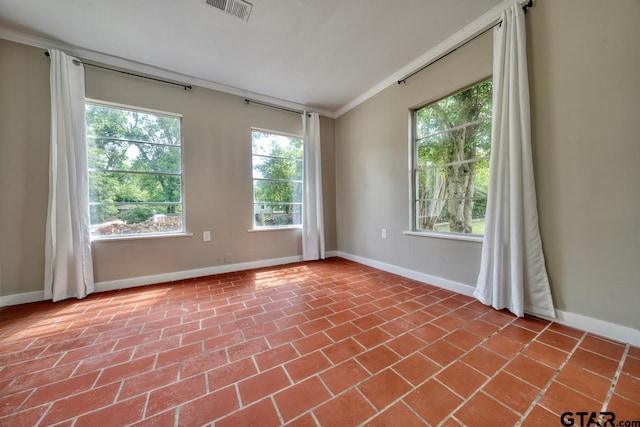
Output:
left=34, top=402, right=53, bottom=427
left=270, top=395, right=286, bottom=426
left=600, top=344, right=629, bottom=413
left=439, top=313, right=552, bottom=426
left=233, top=382, right=243, bottom=409
left=517, top=328, right=588, bottom=425
left=173, top=404, right=179, bottom=427
left=4, top=260, right=635, bottom=426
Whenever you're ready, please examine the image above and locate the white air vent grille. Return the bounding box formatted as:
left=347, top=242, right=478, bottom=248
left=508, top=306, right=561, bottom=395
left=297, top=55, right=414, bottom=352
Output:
left=205, top=0, right=252, bottom=22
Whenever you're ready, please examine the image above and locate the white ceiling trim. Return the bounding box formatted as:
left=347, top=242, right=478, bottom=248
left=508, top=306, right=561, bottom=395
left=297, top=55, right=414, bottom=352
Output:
left=0, top=27, right=335, bottom=118
left=334, top=0, right=527, bottom=118
left=1, top=0, right=528, bottom=120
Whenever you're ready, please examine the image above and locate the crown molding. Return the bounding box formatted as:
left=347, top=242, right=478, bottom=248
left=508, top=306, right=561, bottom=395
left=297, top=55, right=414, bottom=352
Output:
left=0, top=0, right=529, bottom=120
left=335, top=0, right=525, bottom=118
left=0, top=27, right=336, bottom=118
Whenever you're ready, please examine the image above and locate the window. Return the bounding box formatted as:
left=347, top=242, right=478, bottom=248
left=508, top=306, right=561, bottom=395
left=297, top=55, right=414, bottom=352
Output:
left=86, top=101, right=184, bottom=237
left=412, top=79, right=492, bottom=236
left=251, top=129, right=303, bottom=228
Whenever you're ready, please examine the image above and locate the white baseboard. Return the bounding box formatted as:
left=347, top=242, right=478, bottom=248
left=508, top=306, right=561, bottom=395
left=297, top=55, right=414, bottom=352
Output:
left=0, top=252, right=339, bottom=307
left=0, top=291, right=45, bottom=307
left=3, top=250, right=635, bottom=347
left=95, top=255, right=306, bottom=293
left=539, top=310, right=640, bottom=348
left=336, top=251, right=475, bottom=296
left=336, top=251, right=640, bottom=348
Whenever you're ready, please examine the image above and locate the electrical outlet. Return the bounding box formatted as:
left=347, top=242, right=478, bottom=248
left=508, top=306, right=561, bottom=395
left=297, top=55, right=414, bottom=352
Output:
left=203, top=231, right=211, bottom=241
left=224, top=253, right=231, bottom=263
left=381, top=228, right=387, bottom=239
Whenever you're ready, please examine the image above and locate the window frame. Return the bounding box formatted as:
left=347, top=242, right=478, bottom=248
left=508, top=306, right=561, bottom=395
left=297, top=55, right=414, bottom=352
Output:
left=86, top=98, right=187, bottom=240
left=250, top=127, right=304, bottom=231
left=409, top=79, right=492, bottom=240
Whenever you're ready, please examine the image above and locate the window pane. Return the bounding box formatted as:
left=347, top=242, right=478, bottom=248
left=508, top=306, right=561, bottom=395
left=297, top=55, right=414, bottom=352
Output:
left=88, top=139, right=181, bottom=173
left=416, top=168, right=447, bottom=201
left=412, top=79, right=492, bottom=236
left=253, top=203, right=302, bottom=227
left=251, top=131, right=302, bottom=158
left=252, top=155, right=301, bottom=180
left=416, top=131, right=451, bottom=167
left=416, top=199, right=486, bottom=235
left=89, top=172, right=181, bottom=204
left=465, top=121, right=491, bottom=157
left=251, top=130, right=303, bottom=228
left=86, top=101, right=183, bottom=237
left=415, top=199, right=449, bottom=231
left=415, top=80, right=493, bottom=140
left=253, top=181, right=302, bottom=203
left=86, top=104, right=181, bottom=145
left=90, top=203, right=182, bottom=237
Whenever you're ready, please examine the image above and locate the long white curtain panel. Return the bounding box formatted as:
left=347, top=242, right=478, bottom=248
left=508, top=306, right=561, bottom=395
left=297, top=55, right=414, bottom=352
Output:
left=302, top=112, right=325, bottom=261
left=44, top=49, right=94, bottom=302
left=474, top=3, right=555, bottom=318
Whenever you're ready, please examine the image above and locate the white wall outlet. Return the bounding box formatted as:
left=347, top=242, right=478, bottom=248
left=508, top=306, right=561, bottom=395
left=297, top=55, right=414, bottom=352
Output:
left=224, top=253, right=231, bottom=263
left=381, top=228, right=387, bottom=239
left=203, top=231, right=211, bottom=241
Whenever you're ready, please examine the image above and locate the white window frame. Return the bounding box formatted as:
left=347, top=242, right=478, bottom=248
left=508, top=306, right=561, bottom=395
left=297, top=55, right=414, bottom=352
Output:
left=86, top=99, right=187, bottom=240
left=408, top=80, right=492, bottom=241
left=250, top=128, right=303, bottom=231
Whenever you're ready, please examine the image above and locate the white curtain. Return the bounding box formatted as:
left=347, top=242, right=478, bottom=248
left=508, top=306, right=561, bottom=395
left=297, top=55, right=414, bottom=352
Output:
left=474, top=3, right=555, bottom=318
left=44, top=49, right=94, bottom=302
left=302, top=112, right=325, bottom=261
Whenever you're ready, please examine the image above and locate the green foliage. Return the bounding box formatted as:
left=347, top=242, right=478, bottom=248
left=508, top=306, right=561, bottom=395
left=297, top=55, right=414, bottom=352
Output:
left=86, top=104, right=182, bottom=225
left=118, top=206, right=155, bottom=224
left=252, top=131, right=303, bottom=221
left=415, top=80, right=492, bottom=234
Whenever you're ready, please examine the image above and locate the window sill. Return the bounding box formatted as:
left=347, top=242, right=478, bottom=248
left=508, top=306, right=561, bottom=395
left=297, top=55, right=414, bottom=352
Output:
left=402, top=230, right=483, bottom=243
left=248, top=226, right=302, bottom=233
left=91, top=232, right=193, bottom=242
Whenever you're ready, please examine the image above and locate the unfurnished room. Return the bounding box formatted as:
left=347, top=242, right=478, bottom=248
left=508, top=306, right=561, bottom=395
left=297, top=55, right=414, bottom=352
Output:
left=0, top=0, right=639, bottom=425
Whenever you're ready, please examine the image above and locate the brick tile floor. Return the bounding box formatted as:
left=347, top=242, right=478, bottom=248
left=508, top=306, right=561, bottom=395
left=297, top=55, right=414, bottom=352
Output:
left=1, top=258, right=639, bottom=426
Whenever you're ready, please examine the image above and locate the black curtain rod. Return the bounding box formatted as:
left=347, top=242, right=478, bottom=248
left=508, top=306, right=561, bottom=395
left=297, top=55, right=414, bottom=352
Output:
left=43, top=51, right=193, bottom=91
left=244, top=98, right=311, bottom=117
left=397, top=0, right=533, bottom=85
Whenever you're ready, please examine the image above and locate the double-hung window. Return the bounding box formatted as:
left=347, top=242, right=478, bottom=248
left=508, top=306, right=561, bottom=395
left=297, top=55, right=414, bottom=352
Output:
left=86, top=101, right=184, bottom=238
left=251, top=129, right=303, bottom=228
left=412, top=79, right=492, bottom=236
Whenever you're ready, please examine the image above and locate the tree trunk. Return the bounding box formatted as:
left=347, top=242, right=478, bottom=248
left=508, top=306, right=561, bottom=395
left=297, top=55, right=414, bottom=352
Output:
left=445, top=129, right=475, bottom=233
left=429, top=87, right=484, bottom=233
left=420, top=171, right=446, bottom=229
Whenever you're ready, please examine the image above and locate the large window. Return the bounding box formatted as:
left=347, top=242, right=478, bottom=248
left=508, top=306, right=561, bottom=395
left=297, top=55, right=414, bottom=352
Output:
left=412, top=79, right=492, bottom=236
left=251, top=130, right=303, bottom=228
left=86, top=101, right=184, bottom=238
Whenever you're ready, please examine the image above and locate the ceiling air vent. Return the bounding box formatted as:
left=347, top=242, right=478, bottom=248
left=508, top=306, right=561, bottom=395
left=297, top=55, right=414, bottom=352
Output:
left=205, top=0, right=253, bottom=22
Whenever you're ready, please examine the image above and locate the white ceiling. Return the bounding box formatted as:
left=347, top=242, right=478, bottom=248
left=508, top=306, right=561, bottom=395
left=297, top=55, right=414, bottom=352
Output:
left=0, top=0, right=504, bottom=115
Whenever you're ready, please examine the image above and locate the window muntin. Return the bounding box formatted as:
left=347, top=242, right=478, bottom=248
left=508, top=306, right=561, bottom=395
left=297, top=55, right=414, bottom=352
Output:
left=412, top=79, right=492, bottom=236
left=86, top=102, right=184, bottom=238
left=251, top=130, right=303, bottom=228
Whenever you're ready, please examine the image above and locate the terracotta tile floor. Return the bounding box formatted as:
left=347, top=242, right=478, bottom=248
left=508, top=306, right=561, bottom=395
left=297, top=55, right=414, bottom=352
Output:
left=1, top=258, right=639, bottom=426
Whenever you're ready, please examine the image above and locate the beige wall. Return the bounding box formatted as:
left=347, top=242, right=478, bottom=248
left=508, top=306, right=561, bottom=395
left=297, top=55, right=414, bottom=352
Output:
left=335, top=0, right=640, bottom=330
left=527, top=0, right=639, bottom=328
left=0, top=40, right=50, bottom=297
left=0, top=38, right=337, bottom=295
left=336, top=33, right=492, bottom=286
